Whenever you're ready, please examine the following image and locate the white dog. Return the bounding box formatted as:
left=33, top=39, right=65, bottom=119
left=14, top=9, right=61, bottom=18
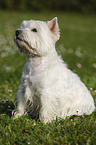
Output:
left=13, top=17, right=95, bottom=122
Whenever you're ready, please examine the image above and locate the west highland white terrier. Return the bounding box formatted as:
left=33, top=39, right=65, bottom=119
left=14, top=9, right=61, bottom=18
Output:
left=13, top=17, right=95, bottom=122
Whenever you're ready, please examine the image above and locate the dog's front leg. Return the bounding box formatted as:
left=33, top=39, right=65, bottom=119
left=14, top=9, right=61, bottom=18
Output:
left=13, top=83, right=33, bottom=119
left=12, top=84, right=26, bottom=119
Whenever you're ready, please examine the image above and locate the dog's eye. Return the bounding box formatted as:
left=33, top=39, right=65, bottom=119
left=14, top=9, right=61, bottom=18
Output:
left=31, top=28, right=37, bottom=32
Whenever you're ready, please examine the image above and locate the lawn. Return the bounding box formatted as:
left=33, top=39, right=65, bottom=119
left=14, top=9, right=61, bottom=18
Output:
left=0, top=11, right=96, bottom=145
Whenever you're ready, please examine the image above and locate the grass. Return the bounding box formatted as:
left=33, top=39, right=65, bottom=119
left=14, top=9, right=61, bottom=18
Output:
left=0, top=11, right=96, bottom=145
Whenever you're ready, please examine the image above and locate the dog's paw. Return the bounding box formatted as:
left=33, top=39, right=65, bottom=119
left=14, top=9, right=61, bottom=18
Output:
left=12, top=110, right=24, bottom=119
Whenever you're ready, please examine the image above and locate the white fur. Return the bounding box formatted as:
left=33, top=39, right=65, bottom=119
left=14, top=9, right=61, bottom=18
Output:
left=13, top=17, right=95, bottom=122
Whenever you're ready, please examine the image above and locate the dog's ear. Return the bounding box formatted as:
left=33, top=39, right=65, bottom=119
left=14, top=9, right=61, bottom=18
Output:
left=47, top=17, right=60, bottom=42
left=21, top=20, right=26, bottom=29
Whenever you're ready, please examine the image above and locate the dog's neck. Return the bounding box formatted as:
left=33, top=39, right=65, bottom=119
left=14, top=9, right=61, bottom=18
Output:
left=26, top=48, right=58, bottom=67
left=27, top=56, right=42, bottom=66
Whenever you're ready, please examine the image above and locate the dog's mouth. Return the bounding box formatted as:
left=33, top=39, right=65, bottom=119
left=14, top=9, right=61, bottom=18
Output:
left=16, top=36, right=23, bottom=42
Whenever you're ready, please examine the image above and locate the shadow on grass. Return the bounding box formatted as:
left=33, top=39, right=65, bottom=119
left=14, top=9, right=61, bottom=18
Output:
left=0, top=100, right=39, bottom=121
left=0, top=100, right=15, bottom=117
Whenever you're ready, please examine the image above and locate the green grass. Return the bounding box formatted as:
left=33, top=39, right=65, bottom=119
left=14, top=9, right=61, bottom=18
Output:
left=0, top=11, right=96, bottom=145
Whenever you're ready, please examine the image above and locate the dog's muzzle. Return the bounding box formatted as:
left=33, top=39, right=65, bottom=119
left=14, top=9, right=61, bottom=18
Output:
left=14, top=29, right=39, bottom=56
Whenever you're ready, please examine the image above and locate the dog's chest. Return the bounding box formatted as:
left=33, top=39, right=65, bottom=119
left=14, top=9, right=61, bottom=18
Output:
left=22, top=58, right=47, bottom=90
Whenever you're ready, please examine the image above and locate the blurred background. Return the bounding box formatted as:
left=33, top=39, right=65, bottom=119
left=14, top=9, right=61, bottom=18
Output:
left=0, top=0, right=96, bottom=13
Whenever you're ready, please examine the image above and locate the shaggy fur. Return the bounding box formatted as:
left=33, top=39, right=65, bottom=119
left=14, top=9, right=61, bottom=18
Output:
left=13, top=17, right=95, bottom=122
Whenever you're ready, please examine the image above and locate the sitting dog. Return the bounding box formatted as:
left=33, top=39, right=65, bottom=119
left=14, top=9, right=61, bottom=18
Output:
left=14, top=17, right=95, bottom=122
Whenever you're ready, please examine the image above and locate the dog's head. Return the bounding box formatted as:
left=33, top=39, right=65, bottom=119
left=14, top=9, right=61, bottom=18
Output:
left=14, top=17, right=60, bottom=56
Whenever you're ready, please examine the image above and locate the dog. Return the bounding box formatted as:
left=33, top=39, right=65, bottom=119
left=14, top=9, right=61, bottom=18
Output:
left=13, top=17, right=95, bottom=123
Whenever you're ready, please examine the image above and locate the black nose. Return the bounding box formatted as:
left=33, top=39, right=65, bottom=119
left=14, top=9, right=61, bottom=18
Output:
left=15, top=30, right=22, bottom=37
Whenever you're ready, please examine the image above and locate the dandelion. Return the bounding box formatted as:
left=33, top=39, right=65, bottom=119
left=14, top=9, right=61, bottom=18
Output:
left=75, top=48, right=82, bottom=57
left=8, top=89, right=12, bottom=92
left=68, top=48, right=74, bottom=54
left=93, top=63, right=96, bottom=68
left=59, top=44, right=66, bottom=53
left=77, top=63, right=82, bottom=68
left=5, top=66, right=12, bottom=71
left=1, top=52, right=6, bottom=58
